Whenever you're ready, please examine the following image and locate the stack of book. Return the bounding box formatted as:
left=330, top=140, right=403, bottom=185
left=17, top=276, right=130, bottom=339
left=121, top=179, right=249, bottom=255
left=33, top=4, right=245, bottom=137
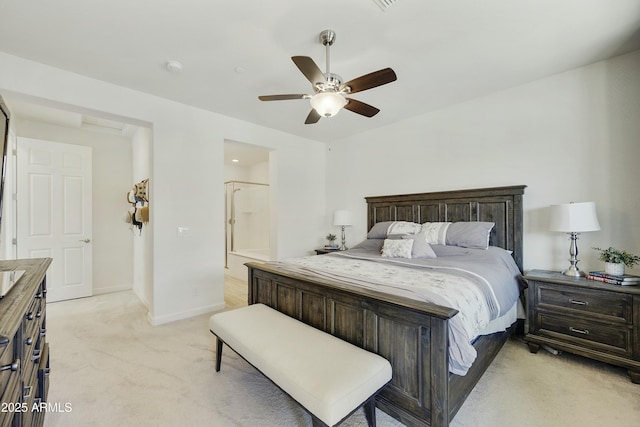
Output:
left=586, top=271, right=640, bottom=286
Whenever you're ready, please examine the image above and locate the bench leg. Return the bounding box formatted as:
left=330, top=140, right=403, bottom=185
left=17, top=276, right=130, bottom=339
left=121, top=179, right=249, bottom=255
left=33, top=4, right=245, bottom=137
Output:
left=364, top=396, right=377, bottom=427
left=310, top=414, right=329, bottom=427
left=215, top=337, right=223, bottom=372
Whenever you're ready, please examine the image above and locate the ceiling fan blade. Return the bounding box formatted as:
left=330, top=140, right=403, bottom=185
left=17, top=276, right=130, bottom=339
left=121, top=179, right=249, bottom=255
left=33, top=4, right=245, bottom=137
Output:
left=305, top=109, right=322, bottom=124
left=292, top=56, right=326, bottom=87
left=344, top=98, right=380, bottom=117
left=340, top=68, right=397, bottom=94
left=258, top=94, right=309, bottom=101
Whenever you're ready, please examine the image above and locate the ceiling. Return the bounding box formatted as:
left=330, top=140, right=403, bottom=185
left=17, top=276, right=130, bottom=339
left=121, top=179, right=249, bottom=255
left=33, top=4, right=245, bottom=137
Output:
left=0, top=0, right=639, bottom=144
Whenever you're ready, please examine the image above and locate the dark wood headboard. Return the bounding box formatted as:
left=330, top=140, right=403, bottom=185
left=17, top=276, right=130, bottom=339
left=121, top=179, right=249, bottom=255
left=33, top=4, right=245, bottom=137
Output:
left=365, top=185, right=526, bottom=272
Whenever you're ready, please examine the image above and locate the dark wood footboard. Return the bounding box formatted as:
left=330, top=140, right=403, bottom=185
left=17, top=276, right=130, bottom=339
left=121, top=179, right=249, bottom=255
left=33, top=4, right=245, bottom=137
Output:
left=247, top=262, right=513, bottom=427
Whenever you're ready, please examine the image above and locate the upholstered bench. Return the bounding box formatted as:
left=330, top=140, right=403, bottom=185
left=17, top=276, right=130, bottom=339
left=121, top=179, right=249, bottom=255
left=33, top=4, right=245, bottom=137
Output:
left=209, top=303, right=392, bottom=427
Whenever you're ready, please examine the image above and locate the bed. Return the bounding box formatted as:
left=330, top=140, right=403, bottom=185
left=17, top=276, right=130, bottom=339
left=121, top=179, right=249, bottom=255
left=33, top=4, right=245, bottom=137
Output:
left=245, top=185, right=526, bottom=427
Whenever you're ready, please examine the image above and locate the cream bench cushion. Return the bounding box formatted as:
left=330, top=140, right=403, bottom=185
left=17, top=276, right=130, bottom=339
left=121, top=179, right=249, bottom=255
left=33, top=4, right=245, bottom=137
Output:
left=209, top=303, right=392, bottom=427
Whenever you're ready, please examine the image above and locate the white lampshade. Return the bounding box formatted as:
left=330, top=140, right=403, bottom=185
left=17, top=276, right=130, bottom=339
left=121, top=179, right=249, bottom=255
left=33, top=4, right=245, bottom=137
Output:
left=333, top=210, right=352, bottom=226
left=549, top=202, right=600, bottom=233
left=310, top=92, right=347, bottom=117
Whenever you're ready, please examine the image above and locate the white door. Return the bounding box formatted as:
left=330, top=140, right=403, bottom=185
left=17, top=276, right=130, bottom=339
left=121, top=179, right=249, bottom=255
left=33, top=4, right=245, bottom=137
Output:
left=17, top=137, right=93, bottom=302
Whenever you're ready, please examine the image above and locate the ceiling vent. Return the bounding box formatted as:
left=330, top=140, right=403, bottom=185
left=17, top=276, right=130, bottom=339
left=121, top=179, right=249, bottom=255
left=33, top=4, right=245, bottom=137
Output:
left=372, top=0, right=399, bottom=11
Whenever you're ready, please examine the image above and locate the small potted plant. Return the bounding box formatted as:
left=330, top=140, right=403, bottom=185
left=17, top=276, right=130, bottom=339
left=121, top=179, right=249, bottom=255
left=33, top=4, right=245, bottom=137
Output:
left=593, top=246, right=640, bottom=276
left=325, top=233, right=337, bottom=249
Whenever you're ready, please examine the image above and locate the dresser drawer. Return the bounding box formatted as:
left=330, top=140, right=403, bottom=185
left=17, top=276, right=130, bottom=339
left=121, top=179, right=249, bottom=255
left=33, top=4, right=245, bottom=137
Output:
left=538, top=313, right=632, bottom=357
left=536, top=283, right=632, bottom=323
left=37, top=343, right=50, bottom=402
left=0, top=336, right=18, bottom=396
left=0, top=372, right=21, bottom=427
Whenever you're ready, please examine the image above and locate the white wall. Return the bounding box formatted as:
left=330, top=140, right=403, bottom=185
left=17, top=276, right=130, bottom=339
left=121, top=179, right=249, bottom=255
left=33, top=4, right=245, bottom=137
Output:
left=13, top=118, right=134, bottom=293
left=131, top=126, right=153, bottom=307
left=0, top=52, right=326, bottom=325
left=224, top=160, right=270, bottom=184
left=327, top=50, right=640, bottom=275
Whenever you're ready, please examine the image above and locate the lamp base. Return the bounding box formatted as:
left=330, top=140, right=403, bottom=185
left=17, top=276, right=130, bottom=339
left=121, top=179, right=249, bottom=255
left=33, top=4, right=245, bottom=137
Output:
left=339, top=225, right=348, bottom=251
left=561, top=232, right=585, bottom=277
left=562, top=266, right=586, bottom=277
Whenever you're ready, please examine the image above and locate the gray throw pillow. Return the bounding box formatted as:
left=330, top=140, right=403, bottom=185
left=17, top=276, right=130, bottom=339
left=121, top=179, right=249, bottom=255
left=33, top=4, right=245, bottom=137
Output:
left=445, top=222, right=495, bottom=249
left=402, top=233, right=437, bottom=258
left=367, top=221, right=395, bottom=239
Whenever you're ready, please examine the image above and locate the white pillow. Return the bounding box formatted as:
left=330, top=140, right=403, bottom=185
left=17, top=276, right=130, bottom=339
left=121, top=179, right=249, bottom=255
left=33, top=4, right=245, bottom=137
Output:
left=381, top=239, right=414, bottom=258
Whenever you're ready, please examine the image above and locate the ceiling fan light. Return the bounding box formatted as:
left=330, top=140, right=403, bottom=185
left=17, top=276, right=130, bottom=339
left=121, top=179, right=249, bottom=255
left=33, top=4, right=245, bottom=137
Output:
left=310, top=92, right=347, bottom=117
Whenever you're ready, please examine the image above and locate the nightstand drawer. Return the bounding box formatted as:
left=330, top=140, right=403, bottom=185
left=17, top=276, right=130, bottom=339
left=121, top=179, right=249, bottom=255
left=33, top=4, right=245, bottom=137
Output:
left=538, top=313, right=632, bottom=356
left=536, top=284, right=632, bottom=323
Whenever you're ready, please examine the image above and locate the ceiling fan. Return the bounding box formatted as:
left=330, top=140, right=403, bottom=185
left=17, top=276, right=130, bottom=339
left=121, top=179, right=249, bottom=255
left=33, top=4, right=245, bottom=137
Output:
left=258, top=29, right=397, bottom=124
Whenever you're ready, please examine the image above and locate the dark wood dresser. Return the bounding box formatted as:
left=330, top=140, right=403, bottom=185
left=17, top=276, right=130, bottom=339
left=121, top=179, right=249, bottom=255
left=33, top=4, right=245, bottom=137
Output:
left=524, top=269, right=640, bottom=383
left=0, top=258, right=52, bottom=427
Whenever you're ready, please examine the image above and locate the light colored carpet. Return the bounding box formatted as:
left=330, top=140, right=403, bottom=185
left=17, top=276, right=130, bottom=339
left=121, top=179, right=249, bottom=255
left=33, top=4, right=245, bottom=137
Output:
left=43, top=291, right=640, bottom=427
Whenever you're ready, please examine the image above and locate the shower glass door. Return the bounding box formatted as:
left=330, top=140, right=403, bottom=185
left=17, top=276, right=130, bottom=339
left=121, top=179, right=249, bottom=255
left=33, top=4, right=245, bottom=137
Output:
left=224, top=181, right=270, bottom=267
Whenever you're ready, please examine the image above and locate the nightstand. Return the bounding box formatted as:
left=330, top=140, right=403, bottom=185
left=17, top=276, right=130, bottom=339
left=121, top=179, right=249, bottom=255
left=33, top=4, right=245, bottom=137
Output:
left=524, top=270, right=640, bottom=383
left=314, top=248, right=340, bottom=255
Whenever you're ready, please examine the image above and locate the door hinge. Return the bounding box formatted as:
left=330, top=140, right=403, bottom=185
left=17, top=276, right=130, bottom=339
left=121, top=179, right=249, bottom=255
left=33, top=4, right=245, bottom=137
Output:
left=12, top=238, right=17, bottom=245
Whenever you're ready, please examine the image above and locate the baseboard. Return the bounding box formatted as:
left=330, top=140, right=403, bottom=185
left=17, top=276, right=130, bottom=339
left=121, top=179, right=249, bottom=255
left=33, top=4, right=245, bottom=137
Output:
left=148, top=302, right=226, bottom=326
left=93, top=284, right=132, bottom=295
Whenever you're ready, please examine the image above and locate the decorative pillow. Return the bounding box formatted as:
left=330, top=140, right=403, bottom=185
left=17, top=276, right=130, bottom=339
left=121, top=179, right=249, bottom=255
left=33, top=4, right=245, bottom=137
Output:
left=420, top=222, right=450, bottom=244
left=381, top=239, right=414, bottom=258
left=402, top=233, right=437, bottom=259
left=445, top=222, right=495, bottom=249
left=387, top=221, right=422, bottom=236
left=367, top=221, right=395, bottom=239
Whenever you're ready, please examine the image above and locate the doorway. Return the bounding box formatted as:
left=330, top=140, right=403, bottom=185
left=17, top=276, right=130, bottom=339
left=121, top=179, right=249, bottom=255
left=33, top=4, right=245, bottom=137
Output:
left=6, top=94, right=145, bottom=307
left=223, top=140, right=271, bottom=281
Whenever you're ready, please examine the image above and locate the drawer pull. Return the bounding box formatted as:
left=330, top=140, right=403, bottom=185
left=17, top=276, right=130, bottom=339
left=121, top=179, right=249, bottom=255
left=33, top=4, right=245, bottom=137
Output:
left=569, top=327, right=589, bottom=335
left=569, top=299, right=589, bottom=306
left=0, top=359, right=20, bottom=372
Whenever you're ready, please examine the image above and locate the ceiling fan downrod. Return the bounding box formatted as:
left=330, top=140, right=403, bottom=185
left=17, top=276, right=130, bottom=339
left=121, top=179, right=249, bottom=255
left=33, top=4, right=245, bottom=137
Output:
left=319, top=29, right=336, bottom=76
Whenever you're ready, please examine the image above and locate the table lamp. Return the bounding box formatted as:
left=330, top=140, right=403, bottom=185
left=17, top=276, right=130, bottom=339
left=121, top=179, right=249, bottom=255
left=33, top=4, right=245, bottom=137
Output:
left=333, top=210, right=352, bottom=251
left=549, top=201, right=600, bottom=277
